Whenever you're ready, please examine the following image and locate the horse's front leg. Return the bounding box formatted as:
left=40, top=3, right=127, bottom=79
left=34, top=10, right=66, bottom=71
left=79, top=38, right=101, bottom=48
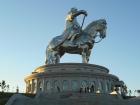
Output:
left=86, top=49, right=92, bottom=63
left=82, top=51, right=87, bottom=63
left=81, top=45, right=89, bottom=63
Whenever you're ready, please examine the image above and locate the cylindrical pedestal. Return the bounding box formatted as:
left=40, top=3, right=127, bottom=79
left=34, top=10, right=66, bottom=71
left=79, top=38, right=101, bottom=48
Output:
left=25, top=63, right=121, bottom=94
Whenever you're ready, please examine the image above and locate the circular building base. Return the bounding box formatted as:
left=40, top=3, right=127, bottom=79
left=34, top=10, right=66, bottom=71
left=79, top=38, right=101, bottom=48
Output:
left=25, top=63, right=122, bottom=94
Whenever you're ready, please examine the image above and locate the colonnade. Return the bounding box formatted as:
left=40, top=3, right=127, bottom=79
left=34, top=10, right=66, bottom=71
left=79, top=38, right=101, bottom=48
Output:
left=25, top=78, right=115, bottom=94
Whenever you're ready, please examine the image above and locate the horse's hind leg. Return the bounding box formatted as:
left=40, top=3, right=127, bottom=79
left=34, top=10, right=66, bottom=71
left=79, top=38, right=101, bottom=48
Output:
left=55, top=53, right=60, bottom=63
left=45, top=48, right=58, bottom=64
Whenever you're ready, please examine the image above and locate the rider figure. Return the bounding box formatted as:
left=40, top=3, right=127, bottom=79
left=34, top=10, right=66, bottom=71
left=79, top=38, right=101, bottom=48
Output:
left=64, top=8, right=87, bottom=44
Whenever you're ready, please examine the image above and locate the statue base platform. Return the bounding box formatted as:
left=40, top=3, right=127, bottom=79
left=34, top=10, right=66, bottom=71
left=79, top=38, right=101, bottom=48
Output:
left=25, top=63, right=123, bottom=94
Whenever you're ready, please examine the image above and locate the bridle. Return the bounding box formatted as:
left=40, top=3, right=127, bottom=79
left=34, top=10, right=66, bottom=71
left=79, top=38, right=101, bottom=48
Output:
left=94, top=35, right=103, bottom=43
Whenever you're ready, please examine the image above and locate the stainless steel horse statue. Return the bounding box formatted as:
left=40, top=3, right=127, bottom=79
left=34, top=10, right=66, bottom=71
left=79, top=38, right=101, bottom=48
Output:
left=45, top=19, right=107, bottom=64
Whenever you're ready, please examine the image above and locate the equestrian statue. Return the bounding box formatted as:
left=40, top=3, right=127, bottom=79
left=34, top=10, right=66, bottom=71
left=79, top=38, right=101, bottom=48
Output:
left=45, top=8, right=107, bottom=65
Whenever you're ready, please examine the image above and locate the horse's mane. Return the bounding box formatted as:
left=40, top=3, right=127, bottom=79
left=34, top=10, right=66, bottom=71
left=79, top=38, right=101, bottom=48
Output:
left=84, top=19, right=106, bottom=35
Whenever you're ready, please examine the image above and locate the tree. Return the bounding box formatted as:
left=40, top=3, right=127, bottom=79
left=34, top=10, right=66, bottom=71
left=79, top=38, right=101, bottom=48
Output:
left=0, top=80, right=9, bottom=92
left=7, top=84, right=10, bottom=92
left=137, top=90, right=140, bottom=96
left=128, top=89, right=132, bottom=96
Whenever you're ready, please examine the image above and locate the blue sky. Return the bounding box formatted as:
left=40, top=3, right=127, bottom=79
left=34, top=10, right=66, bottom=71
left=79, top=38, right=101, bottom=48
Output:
left=0, top=0, right=140, bottom=93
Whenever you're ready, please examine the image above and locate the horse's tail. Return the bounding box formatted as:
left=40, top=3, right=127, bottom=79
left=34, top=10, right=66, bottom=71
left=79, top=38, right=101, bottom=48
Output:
left=45, top=46, right=51, bottom=65
left=45, top=49, right=48, bottom=64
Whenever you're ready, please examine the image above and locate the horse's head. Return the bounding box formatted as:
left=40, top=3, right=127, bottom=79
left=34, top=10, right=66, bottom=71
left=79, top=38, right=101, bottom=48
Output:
left=95, top=19, right=107, bottom=39
left=84, top=19, right=107, bottom=39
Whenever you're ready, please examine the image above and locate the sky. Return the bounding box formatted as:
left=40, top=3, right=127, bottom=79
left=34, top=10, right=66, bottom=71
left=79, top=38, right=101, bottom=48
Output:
left=0, top=0, right=140, bottom=93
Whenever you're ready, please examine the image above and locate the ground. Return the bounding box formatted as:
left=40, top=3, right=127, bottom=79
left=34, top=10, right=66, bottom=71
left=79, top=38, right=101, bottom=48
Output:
left=3, top=92, right=140, bottom=105
left=0, top=92, right=35, bottom=105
